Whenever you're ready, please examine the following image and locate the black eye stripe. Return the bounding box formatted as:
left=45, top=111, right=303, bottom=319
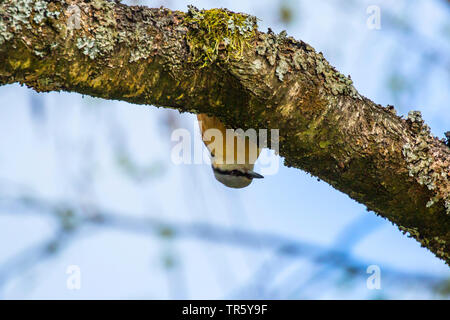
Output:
left=213, top=167, right=252, bottom=179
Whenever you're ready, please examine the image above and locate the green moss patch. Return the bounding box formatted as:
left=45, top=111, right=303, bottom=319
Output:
left=184, top=6, right=257, bottom=67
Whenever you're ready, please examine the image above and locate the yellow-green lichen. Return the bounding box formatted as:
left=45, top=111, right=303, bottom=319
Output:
left=319, top=141, right=331, bottom=149
left=399, top=225, right=420, bottom=238
left=184, top=6, right=257, bottom=67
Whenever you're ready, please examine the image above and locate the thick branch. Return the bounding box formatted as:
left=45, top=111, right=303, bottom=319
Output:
left=0, top=0, right=449, bottom=264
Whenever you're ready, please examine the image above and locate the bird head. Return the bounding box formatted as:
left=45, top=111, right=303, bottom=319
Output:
left=211, top=164, right=264, bottom=189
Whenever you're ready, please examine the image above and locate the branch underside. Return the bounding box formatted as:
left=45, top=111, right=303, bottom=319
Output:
left=0, top=0, right=449, bottom=264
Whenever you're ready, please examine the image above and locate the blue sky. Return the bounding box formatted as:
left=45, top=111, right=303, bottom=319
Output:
left=0, top=0, right=449, bottom=299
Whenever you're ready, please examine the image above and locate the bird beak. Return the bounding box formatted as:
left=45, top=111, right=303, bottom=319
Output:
left=248, top=171, right=264, bottom=179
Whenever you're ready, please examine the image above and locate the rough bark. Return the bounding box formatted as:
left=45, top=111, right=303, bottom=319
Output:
left=0, top=0, right=449, bottom=264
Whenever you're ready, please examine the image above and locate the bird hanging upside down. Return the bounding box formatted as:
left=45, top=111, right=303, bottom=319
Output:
left=197, top=114, right=264, bottom=188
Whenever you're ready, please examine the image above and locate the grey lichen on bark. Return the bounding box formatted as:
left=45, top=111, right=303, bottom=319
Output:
left=403, top=112, right=450, bottom=214
left=0, top=0, right=449, bottom=264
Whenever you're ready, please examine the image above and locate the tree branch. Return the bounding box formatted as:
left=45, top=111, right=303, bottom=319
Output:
left=0, top=0, right=449, bottom=263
